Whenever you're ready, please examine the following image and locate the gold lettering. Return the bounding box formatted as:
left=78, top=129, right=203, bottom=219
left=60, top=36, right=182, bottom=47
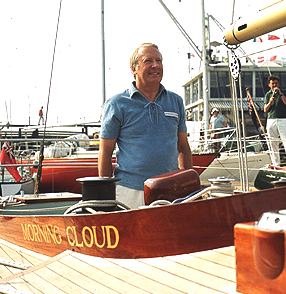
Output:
left=53, top=226, right=62, bottom=244
left=21, top=223, right=119, bottom=249
left=105, top=226, right=119, bottom=248
left=27, top=224, right=34, bottom=241
left=37, top=225, right=46, bottom=242
left=66, top=226, right=84, bottom=247
left=92, top=226, right=106, bottom=248
left=21, top=223, right=62, bottom=245
left=32, top=224, right=41, bottom=242
left=47, top=225, right=60, bottom=244
left=82, top=226, right=93, bottom=248
left=66, top=226, right=76, bottom=246
left=21, top=224, right=29, bottom=240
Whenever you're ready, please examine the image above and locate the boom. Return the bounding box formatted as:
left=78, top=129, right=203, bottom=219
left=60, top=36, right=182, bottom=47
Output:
left=224, top=0, right=286, bottom=45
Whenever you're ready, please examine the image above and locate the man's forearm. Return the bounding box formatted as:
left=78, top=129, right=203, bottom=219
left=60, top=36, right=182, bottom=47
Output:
left=98, top=153, right=114, bottom=177
left=178, top=148, right=193, bottom=170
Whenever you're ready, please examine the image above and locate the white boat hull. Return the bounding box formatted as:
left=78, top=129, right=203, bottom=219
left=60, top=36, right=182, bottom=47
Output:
left=1, top=178, right=35, bottom=197
left=200, top=152, right=271, bottom=184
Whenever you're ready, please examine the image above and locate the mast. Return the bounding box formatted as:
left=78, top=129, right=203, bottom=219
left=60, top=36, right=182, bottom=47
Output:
left=201, top=0, right=209, bottom=147
left=101, top=0, right=106, bottom=105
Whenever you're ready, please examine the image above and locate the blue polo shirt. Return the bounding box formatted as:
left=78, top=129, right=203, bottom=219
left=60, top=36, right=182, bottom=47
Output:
left=100, top=82, right=187, bottom=190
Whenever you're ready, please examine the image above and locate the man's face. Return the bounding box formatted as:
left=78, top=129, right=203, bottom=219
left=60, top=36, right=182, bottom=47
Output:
left=134, top=46, right=163, bottom=85
left=268, top=79, right=279, bottom=90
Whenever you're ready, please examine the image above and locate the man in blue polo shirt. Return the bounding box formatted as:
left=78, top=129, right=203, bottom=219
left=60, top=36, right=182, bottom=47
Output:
left=98, top=43, right=193, bottom=208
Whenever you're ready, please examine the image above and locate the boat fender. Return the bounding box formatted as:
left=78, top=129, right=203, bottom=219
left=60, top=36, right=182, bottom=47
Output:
left=144, top=169, right=201, bottom=205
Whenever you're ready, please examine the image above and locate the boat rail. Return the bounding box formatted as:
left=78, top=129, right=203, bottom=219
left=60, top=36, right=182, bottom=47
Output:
left=190, top=126, right=267, bottom=154
left=0, top=163, right=37, bottom=168
left=0, top=136, right=99, bottom=160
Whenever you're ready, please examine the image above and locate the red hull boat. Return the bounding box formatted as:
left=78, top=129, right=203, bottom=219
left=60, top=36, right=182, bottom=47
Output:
left=25, top=152, right=216, bottom=194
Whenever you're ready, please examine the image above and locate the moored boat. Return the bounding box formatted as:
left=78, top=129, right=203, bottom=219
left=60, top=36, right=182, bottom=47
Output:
left=0, top=169, right=285, bottom=259
left=0, top=142, right=35, bottom=197
left=21, top=149, right=216, bottom=194
left=254, top=164, right=286, bottom=189
left=0, top=176, right=34, bottom=197
left=200, top=151, right=271, bottom=184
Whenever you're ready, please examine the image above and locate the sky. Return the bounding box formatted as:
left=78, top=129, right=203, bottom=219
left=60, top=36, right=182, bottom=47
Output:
left=0, top=0, right=283, bottom=125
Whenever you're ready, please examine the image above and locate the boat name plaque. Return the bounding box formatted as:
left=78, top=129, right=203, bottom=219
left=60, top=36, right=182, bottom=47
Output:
left=20, top=223, right=120, bottom=249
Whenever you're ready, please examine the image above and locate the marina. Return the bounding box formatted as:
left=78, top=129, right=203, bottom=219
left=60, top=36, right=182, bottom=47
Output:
left=0, top=1, right=286, bottom=293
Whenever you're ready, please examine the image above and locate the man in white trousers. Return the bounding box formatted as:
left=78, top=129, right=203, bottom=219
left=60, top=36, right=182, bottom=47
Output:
left=264, top=76, right=286, bottom=166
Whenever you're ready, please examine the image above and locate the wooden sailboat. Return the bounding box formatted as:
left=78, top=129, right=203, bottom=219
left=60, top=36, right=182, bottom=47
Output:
left=0, top=169, right=285, bottom=259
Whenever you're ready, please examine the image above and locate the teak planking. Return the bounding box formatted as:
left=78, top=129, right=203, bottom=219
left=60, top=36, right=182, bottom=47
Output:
left=0, top=243, right=237, bottom=293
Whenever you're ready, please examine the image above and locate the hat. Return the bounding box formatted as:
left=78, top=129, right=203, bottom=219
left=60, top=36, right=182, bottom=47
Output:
left=211, top=107, right=219, bottom=114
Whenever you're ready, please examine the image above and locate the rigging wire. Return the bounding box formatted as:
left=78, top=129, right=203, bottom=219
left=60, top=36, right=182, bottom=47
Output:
left=238, top=42, right=286, bottom=59
left=231, top=0, right=236, bottom=24
left=157, top=0, right=202, bottom=60
left=238, top=75, right=249, bottom=191
left=34, top=0, right=63, bottom=195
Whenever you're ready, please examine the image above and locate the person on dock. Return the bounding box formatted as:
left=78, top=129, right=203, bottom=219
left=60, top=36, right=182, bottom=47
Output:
left=98, top=43, right=193, bottom=208
left=264, top=75, right=286, bottom=166
left=38, top=106, right=44, bottom=125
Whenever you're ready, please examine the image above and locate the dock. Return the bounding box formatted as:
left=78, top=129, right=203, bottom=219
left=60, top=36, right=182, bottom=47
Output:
left=0, top=239, right=238, bottom=293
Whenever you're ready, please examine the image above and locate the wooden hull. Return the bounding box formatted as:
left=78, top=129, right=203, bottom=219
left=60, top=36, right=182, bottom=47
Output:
left=0, top=186, right=286, bottom=258
left=27, top=153, right=216, bottom=194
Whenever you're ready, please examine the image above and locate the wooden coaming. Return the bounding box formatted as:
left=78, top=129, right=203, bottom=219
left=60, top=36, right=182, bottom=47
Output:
left=235, top=222, right=286, bottom=294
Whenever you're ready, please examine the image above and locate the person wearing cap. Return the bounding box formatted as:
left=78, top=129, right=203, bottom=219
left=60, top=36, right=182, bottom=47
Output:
left=209, top=108, right=228, bottom=151
left=209, top=108, right=227, bottom=131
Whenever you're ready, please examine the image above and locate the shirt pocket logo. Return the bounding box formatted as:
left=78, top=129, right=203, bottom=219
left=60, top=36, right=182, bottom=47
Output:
left=164, top=112, right=179, bottom=119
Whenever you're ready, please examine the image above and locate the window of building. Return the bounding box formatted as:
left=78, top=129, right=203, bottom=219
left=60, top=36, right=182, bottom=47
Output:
left=210, top=71, right=231, bottom=98
left=185, top=84, right=190, bottom=105
left=255, top=72, right=268, bottom=97
left=192, top=80, right=199, bottom=103
left=239, top=72, right=252, bottom=97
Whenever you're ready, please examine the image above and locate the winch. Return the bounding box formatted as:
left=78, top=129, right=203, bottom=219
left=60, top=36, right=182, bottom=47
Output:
left=208, top=177, right=235, bottom=197
left=64, top=177, right=129, bottom=214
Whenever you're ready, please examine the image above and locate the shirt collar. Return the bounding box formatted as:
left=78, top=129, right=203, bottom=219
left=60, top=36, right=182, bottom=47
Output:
left=128, top=81, right=166, bottom=100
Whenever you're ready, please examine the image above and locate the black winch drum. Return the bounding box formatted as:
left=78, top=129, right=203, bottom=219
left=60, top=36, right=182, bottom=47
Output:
left=76, top=177, right=118, bottom=201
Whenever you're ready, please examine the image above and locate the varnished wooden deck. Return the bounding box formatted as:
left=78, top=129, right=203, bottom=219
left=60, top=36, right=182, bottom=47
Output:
left=0, top=239, right=238, bottom=293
